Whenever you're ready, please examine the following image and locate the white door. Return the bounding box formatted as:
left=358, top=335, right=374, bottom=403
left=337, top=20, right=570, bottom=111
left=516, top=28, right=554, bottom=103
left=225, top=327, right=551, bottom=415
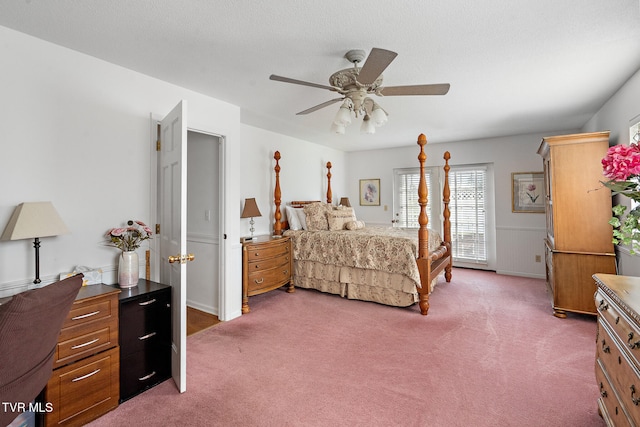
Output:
left=159, top=100, right=188, bottom=392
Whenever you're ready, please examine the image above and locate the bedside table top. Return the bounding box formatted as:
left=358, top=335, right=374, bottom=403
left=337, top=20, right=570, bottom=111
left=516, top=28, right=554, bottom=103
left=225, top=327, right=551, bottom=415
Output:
left=241, top=235, right=288, bottom=244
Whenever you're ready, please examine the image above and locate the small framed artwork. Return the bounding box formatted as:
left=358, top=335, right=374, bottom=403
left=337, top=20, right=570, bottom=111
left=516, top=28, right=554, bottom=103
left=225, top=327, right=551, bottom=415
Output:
left=512, top=172, right=545, bottom=213
left=359, top=179, right=380, bottom=206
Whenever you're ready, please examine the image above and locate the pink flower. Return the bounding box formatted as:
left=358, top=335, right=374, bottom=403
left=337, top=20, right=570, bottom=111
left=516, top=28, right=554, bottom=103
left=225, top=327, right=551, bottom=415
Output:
left=602, top=144, right=640, bottom=181
left=527, top=184, right=536, bottom=192
left=108, top=228, right=126, bottom=237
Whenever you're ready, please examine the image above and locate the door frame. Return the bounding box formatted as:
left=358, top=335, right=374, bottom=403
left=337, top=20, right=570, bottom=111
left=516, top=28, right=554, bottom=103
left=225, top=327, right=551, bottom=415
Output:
left=148, top=114, right=227, bottom=317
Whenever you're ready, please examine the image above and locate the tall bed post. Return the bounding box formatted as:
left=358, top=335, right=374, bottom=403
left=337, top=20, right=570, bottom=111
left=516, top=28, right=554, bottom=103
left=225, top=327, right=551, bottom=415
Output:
left=326, top=162, right=332, bottom=204
left=274, top=151, right=282, bottom=236
left=443, top=152, right=452, bottom=282
left=416, top=134, right=431, bottom=315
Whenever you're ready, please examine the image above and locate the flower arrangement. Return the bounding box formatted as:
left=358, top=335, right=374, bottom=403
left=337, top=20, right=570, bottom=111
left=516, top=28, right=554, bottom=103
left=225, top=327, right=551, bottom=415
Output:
left=601, top=143, right=640, bottom=253
left=526, top=184, right=539, bottom=203
left=105, top=220, right=153, bottom=252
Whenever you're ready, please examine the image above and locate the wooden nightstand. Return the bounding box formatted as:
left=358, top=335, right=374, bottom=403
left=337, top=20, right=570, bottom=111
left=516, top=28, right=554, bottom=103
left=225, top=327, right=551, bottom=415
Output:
left=242, top=235, right=294, bottom=313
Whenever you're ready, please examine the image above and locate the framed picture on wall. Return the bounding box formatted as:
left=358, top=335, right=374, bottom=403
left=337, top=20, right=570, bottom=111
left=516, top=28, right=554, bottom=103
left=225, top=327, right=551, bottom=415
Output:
left=512, top=172, right=545, bottom=213
left=359, top=179, right=380, bottom=206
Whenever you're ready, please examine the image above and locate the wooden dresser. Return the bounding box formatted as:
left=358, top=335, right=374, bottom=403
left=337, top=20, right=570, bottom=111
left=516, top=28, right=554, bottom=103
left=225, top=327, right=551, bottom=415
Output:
left=594, top=274, right=640, bottom=426
left=118, top=280, right=171, bottom=402
left=537, top=132, right=617, bottom=317
left=242, top=235, right=294, bottom=313
left=44, top=285, right=120, bottom=427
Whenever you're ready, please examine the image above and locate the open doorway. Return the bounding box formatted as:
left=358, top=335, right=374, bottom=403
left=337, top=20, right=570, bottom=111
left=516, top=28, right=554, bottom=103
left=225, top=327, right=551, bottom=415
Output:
left=185, top=130, right=222, bottom=333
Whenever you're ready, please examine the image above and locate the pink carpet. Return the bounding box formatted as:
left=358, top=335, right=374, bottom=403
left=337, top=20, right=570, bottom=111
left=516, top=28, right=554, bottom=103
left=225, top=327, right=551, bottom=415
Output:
left=88, top=268, right=604, bottom=426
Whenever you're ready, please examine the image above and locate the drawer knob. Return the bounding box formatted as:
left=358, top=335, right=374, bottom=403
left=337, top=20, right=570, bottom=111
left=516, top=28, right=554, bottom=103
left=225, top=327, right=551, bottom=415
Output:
left=254, top=252, right=259, bottom=257
left=283, top=270, right=289, bottom=275
left=631, top=385, right=640, bottom=406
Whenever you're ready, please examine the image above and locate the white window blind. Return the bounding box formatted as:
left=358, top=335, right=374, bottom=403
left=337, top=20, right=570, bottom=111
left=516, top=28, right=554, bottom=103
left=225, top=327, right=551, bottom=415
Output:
left=449, top=166, right=487, bottom=264
left=393, top=168, right=434, bottom=229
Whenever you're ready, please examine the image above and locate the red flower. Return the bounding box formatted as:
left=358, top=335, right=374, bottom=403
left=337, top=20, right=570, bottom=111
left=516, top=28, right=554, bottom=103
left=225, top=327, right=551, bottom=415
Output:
left=602, top=144, right=640, bottom=181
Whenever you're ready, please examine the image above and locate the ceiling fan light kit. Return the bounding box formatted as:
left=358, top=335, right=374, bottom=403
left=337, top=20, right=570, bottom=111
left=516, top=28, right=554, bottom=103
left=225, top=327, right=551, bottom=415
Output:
left=269, top=47, right=450, bottom=136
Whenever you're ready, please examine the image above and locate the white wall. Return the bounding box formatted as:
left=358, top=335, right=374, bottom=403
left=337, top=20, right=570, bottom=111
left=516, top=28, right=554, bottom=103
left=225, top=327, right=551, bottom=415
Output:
left=344, top=131, right=578, bottom=278
left=583, top=67, right=640, bottom=276
left=0, top=26, right=242, bottom=320
left=237, top=126, right=346, bottom=239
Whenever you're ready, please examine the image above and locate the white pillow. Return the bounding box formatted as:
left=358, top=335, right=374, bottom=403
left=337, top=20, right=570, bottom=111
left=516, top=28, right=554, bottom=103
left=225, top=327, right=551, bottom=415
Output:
left=285, top=206, right=302, bottom=230
left=296, top=208, right=308, bottom=230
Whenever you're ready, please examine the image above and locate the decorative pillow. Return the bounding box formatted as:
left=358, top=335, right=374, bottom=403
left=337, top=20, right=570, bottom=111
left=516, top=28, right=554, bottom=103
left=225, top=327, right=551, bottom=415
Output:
left=345, top=220, right=366, bottom=230
left=296, top=208, right=308, bottom=230
left=285, top=206, right=303, bottom=230
left=328, top=207, right=357, bottom=231
left=303, top=202, right=330, bottom=231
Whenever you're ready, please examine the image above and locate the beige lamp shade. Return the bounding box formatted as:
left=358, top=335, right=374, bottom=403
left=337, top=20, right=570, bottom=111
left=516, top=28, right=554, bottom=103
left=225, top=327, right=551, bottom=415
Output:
left=241, top=198, right=262, bottom=218
left=1, top=202, right=70, bottom=241
left=339, top=197, right=351, bottom=207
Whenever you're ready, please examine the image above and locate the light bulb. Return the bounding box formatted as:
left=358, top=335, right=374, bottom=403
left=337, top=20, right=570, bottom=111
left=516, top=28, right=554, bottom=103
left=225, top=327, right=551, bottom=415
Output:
left=360, top=115, right=375, bottom=134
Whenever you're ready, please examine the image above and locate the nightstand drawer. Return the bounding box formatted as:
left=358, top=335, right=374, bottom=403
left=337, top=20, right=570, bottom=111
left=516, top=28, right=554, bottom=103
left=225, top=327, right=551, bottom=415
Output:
left=245, top=240, right=290, bottom=261
left=247, top=253, right=290, bottom=273
left=247, top=264, right=291, bottom=294
left=64, top=298, right=115, bottom=329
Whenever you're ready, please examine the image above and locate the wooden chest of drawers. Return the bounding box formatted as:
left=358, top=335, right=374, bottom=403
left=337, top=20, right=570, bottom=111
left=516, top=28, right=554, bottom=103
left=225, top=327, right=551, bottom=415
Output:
left=45, top=285, right=120, bottom=427
left=118, top=280, right=171, bottom=402
left=242, top=235, right=294, bottom=313
left=594, top=274, right=640, bottom=426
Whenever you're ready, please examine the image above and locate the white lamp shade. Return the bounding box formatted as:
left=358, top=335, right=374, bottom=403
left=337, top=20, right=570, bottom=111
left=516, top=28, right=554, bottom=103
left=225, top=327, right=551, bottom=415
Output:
left=331, top=123, right=346, bottom=134
left=333, top=106, right=352, bottom=126
left=370, top=106, right=388, bottom=126
left=360, top=115, right=376, bottom=134
left=1, top=202, right=70, bottom=241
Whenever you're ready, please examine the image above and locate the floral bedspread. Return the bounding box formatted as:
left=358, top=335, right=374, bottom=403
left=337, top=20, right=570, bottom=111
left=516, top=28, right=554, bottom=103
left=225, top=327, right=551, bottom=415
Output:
left=283, top=226, right=442, bottom=283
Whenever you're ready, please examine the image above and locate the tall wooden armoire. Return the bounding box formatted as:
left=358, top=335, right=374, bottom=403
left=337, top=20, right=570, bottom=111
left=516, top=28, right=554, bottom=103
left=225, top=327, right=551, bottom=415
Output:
left=537, top=131, right=617, bottom=318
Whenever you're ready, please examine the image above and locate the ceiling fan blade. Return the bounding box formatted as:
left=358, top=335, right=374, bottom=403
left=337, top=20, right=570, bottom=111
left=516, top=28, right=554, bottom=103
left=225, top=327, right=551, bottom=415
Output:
left=296, top=98, right=344, bottom=115
left=380, top=83, right=451, bottom=96
left=357, top=48, right=398, bottom=85
left=270, top=74, right=336, bottom=91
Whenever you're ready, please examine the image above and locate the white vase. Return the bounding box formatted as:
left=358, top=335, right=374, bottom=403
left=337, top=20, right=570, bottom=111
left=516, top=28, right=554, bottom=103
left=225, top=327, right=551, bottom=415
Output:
left=118, top=250, right=139, bottom=288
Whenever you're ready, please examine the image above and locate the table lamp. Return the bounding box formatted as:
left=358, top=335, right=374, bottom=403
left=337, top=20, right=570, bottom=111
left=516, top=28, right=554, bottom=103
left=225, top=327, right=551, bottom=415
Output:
left=1, top=202, right=70, bottom=284
left=241, top=198, right=262, bottom=240
left=339, top=197, right=351, bottom=207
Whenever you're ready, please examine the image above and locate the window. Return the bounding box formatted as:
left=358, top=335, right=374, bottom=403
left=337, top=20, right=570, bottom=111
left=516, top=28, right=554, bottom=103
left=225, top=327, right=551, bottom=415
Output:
left=449, top=166, right=487, bottom=264
left=393, top=167, right=438, bottom=229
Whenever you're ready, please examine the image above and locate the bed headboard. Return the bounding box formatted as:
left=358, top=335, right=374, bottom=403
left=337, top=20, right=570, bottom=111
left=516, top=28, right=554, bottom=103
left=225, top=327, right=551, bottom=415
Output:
left=273, top=151, right=332, bottom=235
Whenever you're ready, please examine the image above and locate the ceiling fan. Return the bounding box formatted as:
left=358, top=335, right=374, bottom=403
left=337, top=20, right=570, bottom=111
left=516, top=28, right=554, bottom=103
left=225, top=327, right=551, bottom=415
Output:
left=269, top=48, right=450, bottom=134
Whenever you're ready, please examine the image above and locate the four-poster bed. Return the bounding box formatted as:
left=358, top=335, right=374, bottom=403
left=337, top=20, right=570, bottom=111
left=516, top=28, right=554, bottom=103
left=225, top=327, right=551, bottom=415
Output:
left=271, top=134, right=452, bottom=315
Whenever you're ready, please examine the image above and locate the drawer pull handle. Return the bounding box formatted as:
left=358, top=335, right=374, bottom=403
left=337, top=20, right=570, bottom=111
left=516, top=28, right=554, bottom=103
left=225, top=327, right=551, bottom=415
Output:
left=72, top=369, right=100, bottom=382
left=138, top=332, right=157, bottom=341
left=139, top=298, right=157, bottom=306
left=600, top=382, right=608, bottom=398
left=254, top=278, right=264, bottom=284
left=71, top=310, right=100, bottom=320
left=631, top=385, right=640, bottom=405
left=71, top=338, right=100, bottom=349
left=601, top=339, right=610, bottom=354
left=598, top=300, right=608, bottom=311
left=283, top=270, right=289, bottom=275
left=139, top=371, right=157, bottom=381
left=628, top=332, right=640, bottom=349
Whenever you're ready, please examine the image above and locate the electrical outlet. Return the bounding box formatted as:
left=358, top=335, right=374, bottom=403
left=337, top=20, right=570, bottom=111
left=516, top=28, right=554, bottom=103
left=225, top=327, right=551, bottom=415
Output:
left=535, top=255, right=541, bottom=263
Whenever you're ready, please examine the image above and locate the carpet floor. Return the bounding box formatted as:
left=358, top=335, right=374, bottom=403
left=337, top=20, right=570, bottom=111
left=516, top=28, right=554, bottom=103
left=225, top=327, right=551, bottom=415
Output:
left=88, top=268, right=604, bottom=426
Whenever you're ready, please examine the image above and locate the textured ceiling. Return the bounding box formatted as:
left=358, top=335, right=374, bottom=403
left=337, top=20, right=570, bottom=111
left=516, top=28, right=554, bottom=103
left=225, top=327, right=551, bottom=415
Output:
left=1, top=1, right=639, bottom=151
